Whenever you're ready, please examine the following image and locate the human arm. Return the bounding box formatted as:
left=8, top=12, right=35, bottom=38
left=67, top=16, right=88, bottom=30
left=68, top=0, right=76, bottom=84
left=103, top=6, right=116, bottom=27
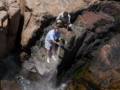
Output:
left=67, top=14, right=73, bottom=29
left=50, top=40, right=60, bottom=46
left=49, top=40, right=64, bottom=50
left=68, top=14, right=71, bottom=24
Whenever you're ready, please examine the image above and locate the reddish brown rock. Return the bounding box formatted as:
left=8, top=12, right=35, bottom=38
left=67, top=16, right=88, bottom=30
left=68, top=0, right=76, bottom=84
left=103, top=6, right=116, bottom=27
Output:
left=63, top=1, right=120, bottom=90
left=89, top=34, right=120, bottom=89
left=78, top=11, right=114, bottom=29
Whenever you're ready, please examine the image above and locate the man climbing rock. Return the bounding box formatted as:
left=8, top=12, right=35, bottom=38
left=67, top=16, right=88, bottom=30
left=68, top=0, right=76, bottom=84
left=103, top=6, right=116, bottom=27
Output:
left=44, top=24, right=64, bottom=63
left=56, top=11, right=72, bottom=29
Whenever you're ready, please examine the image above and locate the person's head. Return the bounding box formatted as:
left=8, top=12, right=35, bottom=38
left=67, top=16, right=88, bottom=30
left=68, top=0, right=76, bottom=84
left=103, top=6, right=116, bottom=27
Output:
left=54, top=24, right=60, bottom=32
left=63, top=11, right=68, bottom=17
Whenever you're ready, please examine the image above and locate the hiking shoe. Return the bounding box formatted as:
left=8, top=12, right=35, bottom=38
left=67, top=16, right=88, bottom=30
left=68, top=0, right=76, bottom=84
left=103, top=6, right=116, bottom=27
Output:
left=52, top=55, right=57, bottom=61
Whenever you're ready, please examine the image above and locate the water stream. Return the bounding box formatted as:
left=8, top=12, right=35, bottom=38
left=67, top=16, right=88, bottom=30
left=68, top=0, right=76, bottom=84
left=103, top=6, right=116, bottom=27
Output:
left=15, top=26, right=67, bottom=90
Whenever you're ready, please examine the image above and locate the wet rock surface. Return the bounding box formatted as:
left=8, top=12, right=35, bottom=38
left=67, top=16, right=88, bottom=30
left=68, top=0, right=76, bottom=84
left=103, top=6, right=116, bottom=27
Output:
left=0, top=0, right=120, bottom=90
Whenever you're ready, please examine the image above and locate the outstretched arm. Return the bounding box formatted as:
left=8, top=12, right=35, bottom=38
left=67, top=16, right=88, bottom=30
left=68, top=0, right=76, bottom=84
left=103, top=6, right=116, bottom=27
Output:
left=50, top=40, right=60, bottom=46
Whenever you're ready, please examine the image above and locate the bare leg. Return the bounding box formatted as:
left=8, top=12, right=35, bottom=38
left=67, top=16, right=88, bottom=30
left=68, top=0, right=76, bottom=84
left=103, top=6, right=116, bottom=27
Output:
left=57, top=46, right=60, bottom=56
left=46, top=48, right=52, bottom=63
left=52, top=44, right=58, bottom=56
left=52, top=44, right=58, bottom=61
left=48, top=50, right=52, bottom=58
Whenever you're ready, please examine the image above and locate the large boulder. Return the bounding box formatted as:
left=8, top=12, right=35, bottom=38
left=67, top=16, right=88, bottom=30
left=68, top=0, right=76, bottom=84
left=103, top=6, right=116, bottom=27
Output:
left=90, top=34, right=120, bottom=89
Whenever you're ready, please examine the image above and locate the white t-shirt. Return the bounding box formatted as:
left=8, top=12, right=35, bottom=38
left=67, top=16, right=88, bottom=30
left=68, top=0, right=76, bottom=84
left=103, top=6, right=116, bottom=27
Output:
left=45, top=29, right=60, bottom=50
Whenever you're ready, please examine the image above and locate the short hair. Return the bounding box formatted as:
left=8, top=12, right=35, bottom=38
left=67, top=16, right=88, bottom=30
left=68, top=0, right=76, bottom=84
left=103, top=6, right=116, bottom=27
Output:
left=63, top=11, right=68, bottom=17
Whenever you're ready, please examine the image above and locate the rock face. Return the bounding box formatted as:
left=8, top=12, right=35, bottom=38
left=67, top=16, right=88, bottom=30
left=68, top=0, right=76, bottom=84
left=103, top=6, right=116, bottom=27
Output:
left=20, top=0, right=99, bottom=48
left=0, top=80, right=22, bottom=90
left=24, top=0, right=96, bottom=16
left=58, top=1, right=120, bottom=90
left=0, top=0, right=120, bottom=90
left=7, top=0, right=21, bottom=51
left=0, top=0, right=21, bottom=58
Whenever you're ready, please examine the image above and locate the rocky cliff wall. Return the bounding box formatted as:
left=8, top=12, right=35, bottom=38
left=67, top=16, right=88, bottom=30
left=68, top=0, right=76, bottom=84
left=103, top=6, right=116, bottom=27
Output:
left=0, top=0, right=21, bottom=58
left=0, top=0, right=120, bottom=90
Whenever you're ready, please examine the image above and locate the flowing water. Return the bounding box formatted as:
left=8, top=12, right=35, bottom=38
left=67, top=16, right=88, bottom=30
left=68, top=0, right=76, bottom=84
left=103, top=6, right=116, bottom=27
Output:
left=16, top=28, right=67, bottom=90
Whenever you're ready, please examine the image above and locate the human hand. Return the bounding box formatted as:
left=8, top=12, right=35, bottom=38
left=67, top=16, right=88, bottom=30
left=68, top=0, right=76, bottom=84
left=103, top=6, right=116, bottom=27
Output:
left=68, top=24, right=72, bottom=28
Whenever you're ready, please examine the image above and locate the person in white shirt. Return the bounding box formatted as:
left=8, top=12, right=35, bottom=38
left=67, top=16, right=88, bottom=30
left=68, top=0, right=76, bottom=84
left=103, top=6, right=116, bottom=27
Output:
left=45, top=25, right=62, bottom=63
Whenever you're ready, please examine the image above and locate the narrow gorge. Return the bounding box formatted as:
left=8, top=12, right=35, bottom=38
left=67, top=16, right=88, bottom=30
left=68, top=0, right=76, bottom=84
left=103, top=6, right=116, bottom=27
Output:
left=0, top=0, right=120, bottom=90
